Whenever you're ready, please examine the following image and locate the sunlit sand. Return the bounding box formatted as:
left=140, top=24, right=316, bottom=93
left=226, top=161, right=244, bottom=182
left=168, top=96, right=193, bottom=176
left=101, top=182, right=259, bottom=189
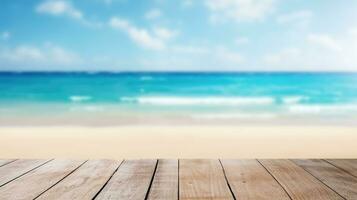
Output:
left=1, top=125, right=357, bottom=159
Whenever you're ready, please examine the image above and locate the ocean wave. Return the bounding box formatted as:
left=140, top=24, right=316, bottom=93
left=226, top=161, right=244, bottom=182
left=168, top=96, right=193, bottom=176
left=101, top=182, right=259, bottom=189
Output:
left=288, top=104, right=357, bottom=114
left=69, top=105, right=104, bottom=112
left=121, top=96, right=275, bottom=106
left=69, top=95, right=92, bottom=102
left=191, top=113, right=276, bottom=120
left=282, top=96, right=308, bottom=104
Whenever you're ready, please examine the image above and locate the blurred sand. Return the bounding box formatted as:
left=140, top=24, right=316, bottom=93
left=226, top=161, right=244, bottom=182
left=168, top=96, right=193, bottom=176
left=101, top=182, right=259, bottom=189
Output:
left=1, top=126, right=357, bottom=159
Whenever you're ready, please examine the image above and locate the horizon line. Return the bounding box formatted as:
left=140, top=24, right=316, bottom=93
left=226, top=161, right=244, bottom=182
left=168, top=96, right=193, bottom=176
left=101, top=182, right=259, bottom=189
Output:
left=1, top=70, right=357, bottom=74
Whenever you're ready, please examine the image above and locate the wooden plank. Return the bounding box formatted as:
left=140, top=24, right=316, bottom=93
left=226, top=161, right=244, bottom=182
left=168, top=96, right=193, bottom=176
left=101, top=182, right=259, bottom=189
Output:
left=0, top=159, right=85, bottom=200
left=0, top=159, right=16, bottom=167
left=0, top=159, right=50, bottom=186
left=95, top=159, right=157, bottom=200
left=221, top=159, right=290, bottom=200
left=37, top=159, right=121, bottom=200
left=148, top=159, right=178, bottom=200
left=179, top=159, right=233, bottom=200
left=259, top=159, right=343, bottom=200
left=293, top=159, right=357, bottom=199
left=326, top=159, right=357, bottom=177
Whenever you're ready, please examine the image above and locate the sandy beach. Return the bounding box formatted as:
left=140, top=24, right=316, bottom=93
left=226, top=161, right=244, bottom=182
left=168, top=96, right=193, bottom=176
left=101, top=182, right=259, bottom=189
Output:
left=1, top=125, right=357, bottom=159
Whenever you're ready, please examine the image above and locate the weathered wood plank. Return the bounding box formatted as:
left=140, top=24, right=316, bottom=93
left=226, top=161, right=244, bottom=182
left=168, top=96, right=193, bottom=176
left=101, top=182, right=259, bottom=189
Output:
left=179, top=159, right=233, bottom=200
left=0, top=159, right=85, bottom=200
left=0, top=159, right=50, bottom=187
left=148, top=159, right=178, bottom=200
left=326, top=159, right=357, bottom=177
left=0, top=159, right=16, bottom=167
left=37, top=159, right=121, bottom=200
left=293, top=159, right=357, bottom=199
left=95, top=159, right=157, bottom=200
left=259, top=159, right=343, bottom=200
left=221, top=159, right=290, bottom=200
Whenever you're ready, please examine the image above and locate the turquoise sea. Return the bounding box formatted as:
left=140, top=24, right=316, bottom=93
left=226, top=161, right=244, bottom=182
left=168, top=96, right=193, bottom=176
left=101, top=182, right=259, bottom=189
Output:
left=1, top=72, right=357, bottom=125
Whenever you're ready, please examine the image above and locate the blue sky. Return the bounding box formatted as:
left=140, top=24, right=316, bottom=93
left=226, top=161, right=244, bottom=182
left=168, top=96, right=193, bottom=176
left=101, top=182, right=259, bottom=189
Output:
left=0, top=0, right=357, bottom=71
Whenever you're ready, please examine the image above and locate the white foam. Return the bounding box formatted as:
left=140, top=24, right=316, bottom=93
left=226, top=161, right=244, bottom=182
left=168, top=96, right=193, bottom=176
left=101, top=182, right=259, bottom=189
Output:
left=282, top=96, right=308, bottom=104
left=83, top=106, right=104, bottom=112
left=288, top=104, right=357, bottom=114
left=122, top=96, right=275, bottom=106
left=69, top=96, right=92, bottom=102
left=69, top=105, right=104, bottom=112
left=192, top=113, right=276, bottom=120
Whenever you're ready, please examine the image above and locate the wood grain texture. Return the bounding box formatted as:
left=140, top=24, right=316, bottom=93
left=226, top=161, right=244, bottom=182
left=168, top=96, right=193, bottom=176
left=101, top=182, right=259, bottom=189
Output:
left=293, top=159, right=357, bottom=199
left=0, top=159, right=356, bottom=199
left=0, top=159, right=50, bottom=186
left=37, top=159, right=121, bottom=200
left=179, top=159, right=233, bottom=200
left=95, top=159, right=157, bottom=200
left=147, top=159, right=178, bottom=200
left=259, top=159, right=343, bottom=200
left=0, top=159, right=84, bottom=200
left=221, top=159, right=290, bottom=200
left=326, top=159, right=357, bottom=177
left=0, top=159, right=16, bottom=167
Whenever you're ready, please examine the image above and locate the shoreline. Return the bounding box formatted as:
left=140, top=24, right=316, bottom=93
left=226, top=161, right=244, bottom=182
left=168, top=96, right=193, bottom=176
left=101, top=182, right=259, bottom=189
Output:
left=1, top=125, right=357, bottom=159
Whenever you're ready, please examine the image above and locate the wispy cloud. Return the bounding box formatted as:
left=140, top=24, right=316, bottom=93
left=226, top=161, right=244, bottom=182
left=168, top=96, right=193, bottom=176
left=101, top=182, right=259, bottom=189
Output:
left=153, top=27, right=178, bottom=40
left=0, top=44, right=81, bottom=67
left=349, top=28, right=357, bottom=36
left=145, top=8, right=162, bottom=20
left=277, top=10, right=312, bottom=24
left=205, top=0, right=277, bottom=23
left=36, top=0, right=101, bottom=27
left=307, top=33, right=342, bottom=51
left=215, top=47, right=244, bottom=64
left=109, top=17, right=177, bottom=50
left=36, top=0, right=82, bottom=19
left=263, top=47, right=301, bottom=65
left=136, top=45, right=246, bottom=71
left=277, top=10, right=313, bottom=29
left=235, top=37, right=249, bottom=45
left=262, top=31, right=357, bottom=71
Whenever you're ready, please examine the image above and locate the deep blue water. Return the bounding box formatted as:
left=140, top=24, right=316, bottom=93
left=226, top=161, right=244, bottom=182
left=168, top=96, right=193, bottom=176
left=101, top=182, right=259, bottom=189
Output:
left=1, top=72, right=357, bottom=123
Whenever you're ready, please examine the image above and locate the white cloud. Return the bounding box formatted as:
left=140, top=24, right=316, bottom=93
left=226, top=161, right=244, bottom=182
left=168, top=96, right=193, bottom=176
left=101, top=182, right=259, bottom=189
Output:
left=145, top=8, right=162, bottom=20
left=2, top=46, right=45, bottom=62
left=153, top=27, right=178, bottom=40
left=36, top=0, right=82, bottom=19
left=235, top=37, right=249, bottom=45
left=277, top=10, right=312, bottom=27
left=109, top=17, right=177, bottom=50
left=170, top=46, right=245, bottom=67
left=263, top=47, right=301, bottom=65
left=36, top=0, right=101, bottom=27
left=0, top=44, right=81, bottom=67
left=1, top=31, right=10, bottom=40
left=262, top=31, right=357, bottom=71
left=216, top=48, right=244, bottom=64
left=136, top=45, right=246, bottom=71
left=349, top=28, right=357, bottom=36
left=307, top=33, right=342, bottom=51
left=109, top=17, right=164, bottom=50
left=205, top=0, right=276, bottom=23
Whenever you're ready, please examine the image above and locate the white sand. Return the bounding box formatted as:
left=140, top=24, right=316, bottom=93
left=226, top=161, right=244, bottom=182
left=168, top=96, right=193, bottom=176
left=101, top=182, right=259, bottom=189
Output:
left=1, top=126, right=357, bottom=159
